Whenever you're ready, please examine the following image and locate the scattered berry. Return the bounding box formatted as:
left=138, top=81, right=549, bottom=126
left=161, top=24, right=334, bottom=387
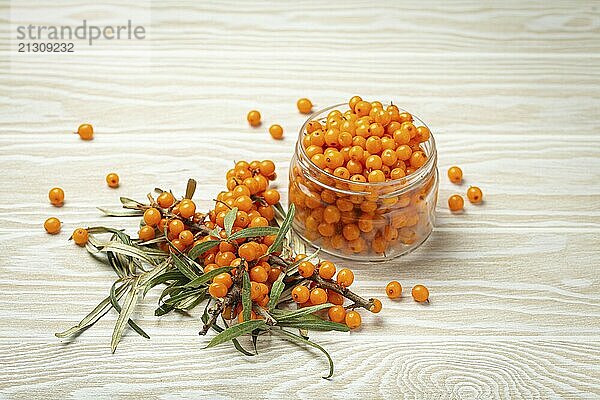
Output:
left=269, top=124, right=283, bottom=140
left=447, top=166, right=463, bottom=184
left=72, top=228, right=88, bottom=246
left=77, top=123, right=94, bottom=140
left=448, top=194, right=464, bottom=212
left=297, top=98, right=313, bottom=114
left=386, top=281, right=402, bottom=299
left=467, top=186, right=483, bottom=204
left=48, top=187, right=65, bottom=207
left=345, top=310, right=362, bottom=329
left=106, top=173, right=119, bottom=188
left=411, top=284, right=429, bottom=303
left=247, top=110, right=261, bottom=127
left=44, top=217, right=61, bottom=234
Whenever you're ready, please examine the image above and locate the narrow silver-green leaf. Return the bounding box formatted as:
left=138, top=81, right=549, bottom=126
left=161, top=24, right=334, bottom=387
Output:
left=109, top=280, right=150, bottom=339
left=205, top=320, right=267, bottom=349
left=119, top=197, right=144, bottom=207
left=267, top=204, right=295, bottom=254
left=227, top=226, right=280, bottom=241
left=188, top=240, right=220, bottom=260
left=223, top=207, right=238, bottom=237
left=139, top=259, right=172, bottom=288
left=266, top=271, right=286, bottom=309
left=171, top=252, right=199, bottom=280
left=100, top=242, right=158, bottom=266
left=111, top=277, right=142, bottom=353
left=55, top=283, right=128, bottom=338
left=277, top=314, right=349, bottom=332
left=97, top=208, right=144, bottom=217
left=272, top=303, right=333, bottom=321
left=242, top=271, right=252, bottom=322
left=184, top=266, right=234, bottom=288
left=273, top=328, right=335, bottom=379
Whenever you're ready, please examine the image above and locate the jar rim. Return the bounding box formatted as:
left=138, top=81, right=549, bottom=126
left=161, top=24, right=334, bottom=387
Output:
left=295, top=102, right=437, bottom=193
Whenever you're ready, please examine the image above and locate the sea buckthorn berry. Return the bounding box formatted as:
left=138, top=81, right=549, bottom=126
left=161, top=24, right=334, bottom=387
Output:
left=369, top=122, right=384, bottom=137
left=393, top=128, right=411, bottom=146
left=157, top=191, right=175, bottom=208
left=306, top=120, right=322, bottom=134
left=238, top=242, right=258, bottom=261
left=467, top=186, right=483, bottom=204
left=168, top=219, right=185, bottom=236
left=260, top=160, right=276, bottom=176
left=105, top=173, right=119, bottom=188
left=311, top=153, right=327, bottom=169
left=44, top=217, right=61, bottom=234
left=365, top=155, right=383, bottom=170
left=298, top=261, right=315, bottom=278
left=348, top=95, right=362, bottom=110
left=381, top=149, right=398, bottom=167
left=354, top=101, right=372, bottom=117
left=48, top=187, right=65, bottom=206
left=346, top=160, right=363, bottom=175
left=370, top=298, right=382, bottom=313
left=263, top=189, right=280, bottom=205
left=317, top=222, right=335, bottom=237
left=324, top=150, right=344, bottom=169
left=324, top=129, right=339, bottom=146
left=447, top=166, right=463, bottom=184
left=179, top=199, right=196, bottom=219
left=235, top=195, right=253, bottom=212
left=326, top=290, right=344, bottom=305
left=297, top=98, right=313, bottom=114
left=338, top=131, right=353, bottom=147
left=77, top=123, right=94, bottom=140
left=213, top=272, right=233, bottom=289
left=157, top=218, right=168, bottom=233
left=170, top=239, right=186, bottom=252
left=398, top=112, right=413, bottom=123
left=310, top=287, right=328, bottom=305
left=365, top=136, right=382, bottom=154
left=138, top=225, right=155, bottom=241
left=250, top=216, right=269, bottom=227
left=409, top=151, right=427, bottom=168
left=215, top=251, right=236, bottom=267
left=143, top=208, right=161, bottom=227
left=416, top=126, right=430, bottom=142
left=178, top=230, right=194, bottom=246
left=412, top=284, right=429, bottom=302
left=209, top=282, right=228, bottom=298
left=448, top=194, right=464, bottom=212
left=386, top=281, right=402, bottom=299
left=345, top=310, right=361, bottom=329
left=328, top=305, right=346, bottom=323
left=258, top=206, right=274, bottom=221
left=342, top=224, right=360, bottom=241
left=318, top=261, right=336, bottom=279
left=305, top=145, right=323, bottom=159
left=322, top=206, right=341, bottom=224
left=349, top=146, right=364, bottom=162
left=292, top=285, right=310, bottom=303
left=269, top=124, right=284, bottom=140
left=390, top=168, right=406, bottom=180
left=72, top=228, right=89, bottom=246
left=333, top=167, right=350, bottom=180
left=250, top=266, right=268, bottom=283
left=233, top=185, right=250, bottom=198
left=247, top=110, right=261, bottom=127
left=336, top=268, right=354, bottom=287
left=368, top=170, right=385, bottom=183
left=396, top=145, right=412, bottom=161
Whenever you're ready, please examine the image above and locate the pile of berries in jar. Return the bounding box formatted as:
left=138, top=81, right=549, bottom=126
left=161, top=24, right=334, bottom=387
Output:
left=289, top=97, right=438, bottom=260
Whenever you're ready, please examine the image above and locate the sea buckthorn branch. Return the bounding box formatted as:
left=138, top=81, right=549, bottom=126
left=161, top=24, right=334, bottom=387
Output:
left=309, top=274, right=375, bottom=311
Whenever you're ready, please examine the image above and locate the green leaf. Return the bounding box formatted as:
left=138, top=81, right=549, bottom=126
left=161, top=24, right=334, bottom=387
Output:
left=273, top=328, right=335, bottom=379
left=267, top=204, right=295, bottom=254
left=184, top=266, right=234, bottom=288
left=223, top=207, right=238, bottom=237
left=272, top=303, right=333, bottom=321
left=227, top=226, right=280, bottom=241
left=88, top=226, right=132, bottom=245
left=109, top=280, right=150, bottom=339
left=205, top=320, right=267, bottom=349
left=188, top=240, right=220, bottom=260
left=97, top=208, right=144, bottom=217
left=55, top=283, right=128, bottom=338
left=242, top=271, right=252, bottom=322
left=111, top=277, right=142, bottom=353
left=277, top=314, right=349, bottom=332
left=100, top=242, right=158, bottom=266
left=171, top=252, right=199, bottom=281
left=119, top=197, right=144, bottom=207
left=220, top=316, right=255, bottom=356
left=143, top=270, right=185, bottom=296
left=266, top=271, right=286, bottom=309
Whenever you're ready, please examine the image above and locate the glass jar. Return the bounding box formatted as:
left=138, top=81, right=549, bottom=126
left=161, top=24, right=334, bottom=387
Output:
left=288, top=103, right=438, bottom=261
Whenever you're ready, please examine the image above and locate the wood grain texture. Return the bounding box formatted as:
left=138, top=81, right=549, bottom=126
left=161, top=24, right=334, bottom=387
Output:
left=1, top=0, right=599, bottom=398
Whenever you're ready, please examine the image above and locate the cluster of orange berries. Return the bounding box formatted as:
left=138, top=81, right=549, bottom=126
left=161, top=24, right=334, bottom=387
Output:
left=44, top=176, right=120, bottom=236
left=385, top=281, right=429, bottom=303
left=247, top=98, right=314, bottom=140
left=289, top=97, right=437, bottom=257
left=446, top=166, right=484, bottom=212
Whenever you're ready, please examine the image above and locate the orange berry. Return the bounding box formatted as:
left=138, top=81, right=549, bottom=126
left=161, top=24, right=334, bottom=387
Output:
left=157, top=192, right=175, bottom=208
left=310, top=287, right=328, bottom=305
left=354, top=101, right=372, bottom=117
left=348, top=95, right=362, bottom=110
left=247, top=110, right=261, bottom=127
left=396, top=145, right=412, bottom=161
left=105, top=173, right=119, bottom=188
left=250, top=216, right=269, bottom=227
left=260, top=160, right=276, bottom=176
left=77, top=123, right=94, bottom=140
left=416, top=126, right=431, bottom=142
left=170, top=239, right=186, bottom=252
left=370, top=298, right=382, bottom=313
left=322, top=206, right=341, bottom=224
left=178, top=230, right=194, bottom=246
left=467, top=186, right=483, bottom=204
left=208, top=282, right=228, bottom=298
left=342, top=224, right=360, bottom=241
left=263, top=189, right=280, bottom=205
left=269, top=124, right=284, bottom=140
left=168, top=219, right=185, bottom=236
left=412, top=284, right=429, bottom=302
left=72, top=228, right=88, bottom=246
left=298, top=261, right=315, bottom=278
left=215, top=251, right=236, bottom=267
left=386, top=281, right=402, bottom=299
left=409, top=151, right=427, bottom=168
left=368, top=170, right=385, bottom=183
left=179, top=199, right=196, bottom=219
left=345, top=310, right=361, bottom=329
left=213, top=272, right=233, bottom=289
left=143, top=208, right=161, bottom=227
left=292, top=285, right=310, bottom=303
left=48, top=187, right=65, bottom=207
left=138, top=225, right=155, bottom=241
left=235, top=195, right=253, bottom=212
left=238, top=242, right=258, bottom=261
left=336, top=268, right=354, bottom=287
left=44, top=217, right=61, bottom=234
left=297, top=98, right=313, bottom=114
left=448, top=194, right=464, bottom=212
left=250, top=266, right=268, bottom=283
left=327, top=290, right=344, bottom=305
left=318, top=261, right=336, bottom=280
left=328, top=305, right=346, bottom=323
left=365, top=155, right=383, bottom=170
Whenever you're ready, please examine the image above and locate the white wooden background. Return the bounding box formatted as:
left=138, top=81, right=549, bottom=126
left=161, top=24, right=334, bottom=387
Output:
left=1, top=1, right=599, bottom=398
